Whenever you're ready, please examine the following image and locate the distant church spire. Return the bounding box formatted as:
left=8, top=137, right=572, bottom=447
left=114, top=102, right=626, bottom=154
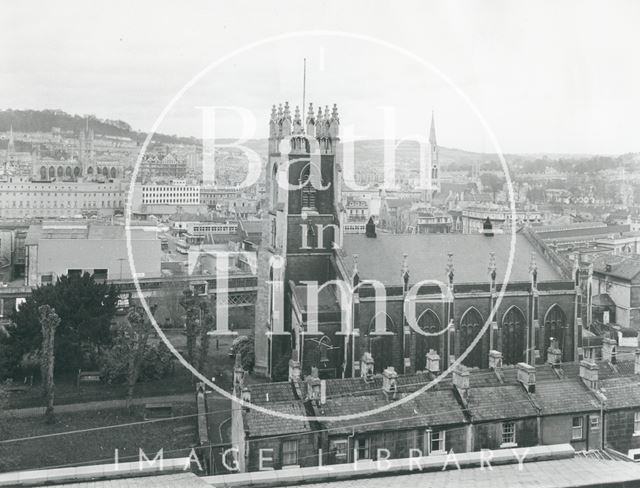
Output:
left=7, top=124, right=15, bottom=155
left=429, top=110, right=437, bottom=145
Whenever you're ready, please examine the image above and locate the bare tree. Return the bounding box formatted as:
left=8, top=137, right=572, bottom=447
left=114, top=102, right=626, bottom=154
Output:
left=39, top=305, right=60, bottom=424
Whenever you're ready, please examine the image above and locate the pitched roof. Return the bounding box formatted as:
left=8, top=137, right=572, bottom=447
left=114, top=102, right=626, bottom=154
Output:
left=320, top=389, right=466, bottom=434
left=600, top=377, right=640, bottom=410
left=244, top=401, right=313, bottom=438
left=532, top=379, right=600, bottom=415
left=466, top=385, right=538, bottom=422
left=248, top=381, right=297, bottom=404
left=340, top=233, right=562, bottom=284
left=592, top=254, right=640, bottom=281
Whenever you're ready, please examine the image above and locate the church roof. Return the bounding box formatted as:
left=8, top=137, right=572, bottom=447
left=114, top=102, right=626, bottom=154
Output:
left=340, top=233, right=563, bottom=284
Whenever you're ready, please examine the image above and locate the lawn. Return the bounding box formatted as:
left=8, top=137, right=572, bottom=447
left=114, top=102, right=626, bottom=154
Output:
left=0, top=403, right=199, bottom=473
left=6, top=329, right=240, bottom=410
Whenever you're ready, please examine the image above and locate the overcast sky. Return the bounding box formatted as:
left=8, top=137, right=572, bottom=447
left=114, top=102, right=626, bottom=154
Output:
left=1, top=0, right=639, bottom=155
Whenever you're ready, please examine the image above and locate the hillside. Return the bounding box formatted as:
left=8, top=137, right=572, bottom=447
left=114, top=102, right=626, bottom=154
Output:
left=0, top=109, right=199, bottom=145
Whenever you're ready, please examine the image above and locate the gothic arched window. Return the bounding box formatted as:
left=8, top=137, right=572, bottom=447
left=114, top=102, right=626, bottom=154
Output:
left=459, top=308, right=486, bottom=368
left=501, top=307, right=526, bottom=365
left=544, top=305, right=566, bottom=361
left=300, top=164, right=316, bottom=210
left=414, top=309, right=441, bottom=371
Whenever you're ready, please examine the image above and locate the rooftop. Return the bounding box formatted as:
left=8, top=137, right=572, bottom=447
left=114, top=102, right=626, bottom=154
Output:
left=340, top=233, right=562, bottom=284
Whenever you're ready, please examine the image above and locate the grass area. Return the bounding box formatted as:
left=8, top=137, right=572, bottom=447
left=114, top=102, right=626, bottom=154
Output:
left=0, top=403, right=199, bottom=473
left=6, top=329, right=240, bottom=410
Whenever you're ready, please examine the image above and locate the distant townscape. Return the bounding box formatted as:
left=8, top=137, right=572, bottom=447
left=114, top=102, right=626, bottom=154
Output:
left=2, top=102, right=640, bottom=488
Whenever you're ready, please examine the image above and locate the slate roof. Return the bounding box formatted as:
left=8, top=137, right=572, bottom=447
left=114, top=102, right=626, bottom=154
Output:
left=591, top=254, right=640, bottom=281
left=320, top=389, right=467, bottom=434
left=600, top=377, right=640, bottom=410
left=532, top=379, right=600, bottom=415
left=244, top=401, right=313, bottom=438
left=248, top=381, right=297, bottom=404
left=340, top=234, right=562, bottom=284
left=466, top=385, right=538, bottom=422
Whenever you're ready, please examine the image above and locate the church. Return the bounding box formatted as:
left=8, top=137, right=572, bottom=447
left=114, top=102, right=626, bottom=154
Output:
left=253, top=101, right=584, bottom=380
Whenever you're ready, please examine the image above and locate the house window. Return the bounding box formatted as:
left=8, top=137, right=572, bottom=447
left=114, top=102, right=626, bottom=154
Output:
left=41, top=274, right=53, bottom=285
left=355, top=438, right=370, bottom=460
left=501, top=422, right=516, bottom=447
left=572, top=416, right=584, bottom=440
left=282, top=440, right=298, bottom=466
left=330, top=439, right=348, bottom=461
left=634, top=412, right=640, bottom=435
left=590, top=416, right=600, bottom=431
left=426, top=430, right=446, bottom=455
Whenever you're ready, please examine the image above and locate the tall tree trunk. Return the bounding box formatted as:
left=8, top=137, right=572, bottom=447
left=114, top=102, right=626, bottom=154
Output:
left=39, top=305, right=60, bottom=425
left=198, top=313, right=213, bottom=373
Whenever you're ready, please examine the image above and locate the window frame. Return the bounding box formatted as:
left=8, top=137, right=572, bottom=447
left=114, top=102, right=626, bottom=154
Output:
left=281, top=439, right=298, bottom=467
left=500, top=421, right=517, bottom=448
left=571, top=416, right=584, bottom=440
left=634, top=411, right=640, bottom=435
left=426, top=429, right=446, bottom=455
left=590, top=415, right=600, bottom=432
left=330, top=439, right=349, bottom=461
left=355, top=438, right=370, bottom=460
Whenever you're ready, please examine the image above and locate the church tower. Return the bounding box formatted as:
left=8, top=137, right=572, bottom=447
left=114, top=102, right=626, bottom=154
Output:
left=254, top=101, right=342, bottom=378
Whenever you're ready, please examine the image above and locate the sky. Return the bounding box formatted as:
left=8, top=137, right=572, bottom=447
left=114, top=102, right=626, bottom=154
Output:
left=1, top=0, right=639, bottom=155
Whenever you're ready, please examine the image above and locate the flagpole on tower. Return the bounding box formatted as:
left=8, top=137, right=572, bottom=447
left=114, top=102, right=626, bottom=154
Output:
left=302, top=58, right=307, bottom=131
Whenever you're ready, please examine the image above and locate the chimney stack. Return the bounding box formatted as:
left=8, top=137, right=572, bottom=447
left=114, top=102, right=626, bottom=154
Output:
left=489, top=350, right=503, bottom=370
left=516, top=362, right=536, bottom=393
left=580, top=359, right=599, bottom=390
left=382, top=367, right=398, bottom=399
left=453, top=365, right=470, bottom=399
left=426, top=349, right=441, bottom=374
left=305, top=367, right=322, bottom=401
left=361, top=352, right=375, bottom=381
left=547, top=338, right=562, bottom=366
left=289, top=359, right=301, bottom=383
left=601, top=338, right=617, bottom=364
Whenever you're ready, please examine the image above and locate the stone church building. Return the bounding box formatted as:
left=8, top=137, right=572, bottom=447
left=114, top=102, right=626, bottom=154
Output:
left=254, top=101, right=584, bottom=380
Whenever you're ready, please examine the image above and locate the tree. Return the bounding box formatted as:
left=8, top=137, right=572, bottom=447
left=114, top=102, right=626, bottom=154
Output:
left=122, top=305, right=157, bottom=413
left=181, top=290, right=200, bottom=366
left=3, top=273, right=118, bottom=375
left=197, top=302, right=215, bottom=373
left=39, top=305, right=60, bottom=424
left=0, top=380, right=17, bottom=471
